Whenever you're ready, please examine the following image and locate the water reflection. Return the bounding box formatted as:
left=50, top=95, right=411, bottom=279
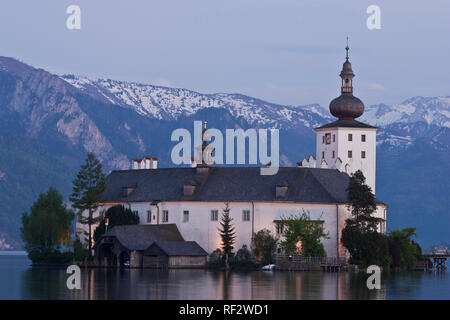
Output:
left=20, top=267, right=389, bottom=300
left=2, top=254, right=446, bottom=300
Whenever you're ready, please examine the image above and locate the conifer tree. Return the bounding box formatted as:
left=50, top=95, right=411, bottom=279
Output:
left=70, top=152, right=106, bottom=256
left=218, top=202, right=236, bottom=269
left=346, top=170, right=379, bottom=233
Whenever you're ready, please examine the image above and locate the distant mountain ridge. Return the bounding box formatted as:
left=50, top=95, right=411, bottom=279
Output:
left=0, top=56, right=448, bottom=250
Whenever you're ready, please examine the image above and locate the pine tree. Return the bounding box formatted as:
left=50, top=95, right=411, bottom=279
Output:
left=70, top=152, right=106, bottom=256
left=346, top=170, right=379, bottom=233
left=218, top=202, right=236, bottom=269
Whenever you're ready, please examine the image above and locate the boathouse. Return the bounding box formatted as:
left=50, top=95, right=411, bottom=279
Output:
left=94, top=224, right=207, bottom=268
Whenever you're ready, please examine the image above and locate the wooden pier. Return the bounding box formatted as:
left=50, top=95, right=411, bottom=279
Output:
left=423, top=249, right=449, bottom=271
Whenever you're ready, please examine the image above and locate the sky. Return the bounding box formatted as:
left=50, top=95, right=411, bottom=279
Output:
left=0, top=0, right=449, bottom=107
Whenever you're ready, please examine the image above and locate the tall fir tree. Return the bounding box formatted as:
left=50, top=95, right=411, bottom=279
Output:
left=346, top=170, right=379, bottom=233
left=341, top=170, right=388, bottom=267
left=218, top=202, right=236, bottom=269
left=70, top=152, right=106, bottom=256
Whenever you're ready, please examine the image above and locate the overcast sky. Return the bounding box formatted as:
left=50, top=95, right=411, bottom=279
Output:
left=1, top=1, right=449, bottom=107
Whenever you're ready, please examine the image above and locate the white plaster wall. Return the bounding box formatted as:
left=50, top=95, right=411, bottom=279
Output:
left=78, top=200, right=387, bottom=259
left=316, top=127, right=377, bottom=194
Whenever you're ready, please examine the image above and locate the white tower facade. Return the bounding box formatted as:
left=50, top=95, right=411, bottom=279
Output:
left=315, top=45, right=378, bottom=194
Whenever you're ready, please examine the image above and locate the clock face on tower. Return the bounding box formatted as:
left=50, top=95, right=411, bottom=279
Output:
left=325, top=133, right=331, bottom=145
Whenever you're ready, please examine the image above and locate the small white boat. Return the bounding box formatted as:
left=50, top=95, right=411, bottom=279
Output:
left=261, top=264, right=276, bottom=271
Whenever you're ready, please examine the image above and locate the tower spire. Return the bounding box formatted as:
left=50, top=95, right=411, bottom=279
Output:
left=328, top=41, right=364, bottom=120
left=345, top=37, right=349, bottom=60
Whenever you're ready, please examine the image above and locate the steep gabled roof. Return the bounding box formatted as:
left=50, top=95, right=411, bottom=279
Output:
left=146, top=241, right=208, bottom=256
left=102, top=224, right=184, bottom=251
left=100, top=166, right=385, bottom=205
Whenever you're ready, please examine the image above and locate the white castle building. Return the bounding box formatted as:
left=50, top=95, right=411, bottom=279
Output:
left=78, top=47, right=387, bottom=260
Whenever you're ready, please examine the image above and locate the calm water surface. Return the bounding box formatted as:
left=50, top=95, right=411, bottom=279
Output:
left=0, top=253, right=448, bottom=300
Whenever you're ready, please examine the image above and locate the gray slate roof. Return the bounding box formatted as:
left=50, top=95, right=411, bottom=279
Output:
left=315, top=119, right=378, bottom=129
left=100, top=166, right=385, bottom=205
left=102, top=224, right=184, bottom=250
left=147, top=241, right=208, bottom=256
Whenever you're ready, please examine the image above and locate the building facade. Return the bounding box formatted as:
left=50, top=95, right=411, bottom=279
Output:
left=77, top=46, right=387, bottom=259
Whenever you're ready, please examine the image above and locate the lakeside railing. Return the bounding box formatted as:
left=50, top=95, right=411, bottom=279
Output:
left=274, top=255, right=348, bottom=271
left=423, top=249, right=450, bottom=257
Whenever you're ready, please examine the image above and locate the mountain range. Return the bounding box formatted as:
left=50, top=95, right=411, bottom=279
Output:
left=0, top=56, right=448, bottom=250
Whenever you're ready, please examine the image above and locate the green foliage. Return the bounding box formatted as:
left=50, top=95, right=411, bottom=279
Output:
left=252, top=229, right=277, bottom=265
left=280, top=211, right=328, bottom=257
left=388, top=228, right=422, bottom=271
left=93, top=205, right=140, bottom=242
left=70, top=152, right=106, bottom=254
left=72, top=238, right=89, bottom=262
left=207, top=249, right=224, bottom=268
left=20, top=187, right=74, bottom=262
left=342, top=170, right=395, bottom=269
left=218, top=203, right=236, bottom=268
left=218, top=203, right=236, bottom=254
left=233, top=245, right=253, bottom=267
left=342, top=224, right=390, bottom=267
left=346, top=170, right=380, bottom=233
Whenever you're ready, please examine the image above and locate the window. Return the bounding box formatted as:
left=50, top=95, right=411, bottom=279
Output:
left=242, top=210, right=251, bottom=222
left=361, top=151, right=366, bottom=159
left=333, top=134, right=335, bottom=142
left=322, top=151, right=325, bottom=159
left=276, top=224, right=284, bottom=235
left=348, top=150, right=352, bottom=158
left=162, top=210, right=169, bottom=223
left=361, top=134, right=366, bottom=142
left=348, top=133, right=353, bottom=141
left=332, top=150, right=335, bottom=158
left=147, top=210, right=151, bottom=223
left=210, top=210, right=218, bottom=221
left=322, top=135, right=325, bottom=144
left=183, top=210, right=189, bottom=222
left=325, top=133, right=331, bottom=144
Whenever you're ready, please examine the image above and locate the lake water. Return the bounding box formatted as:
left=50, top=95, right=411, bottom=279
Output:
left=0, top=253, right=448, bottom=300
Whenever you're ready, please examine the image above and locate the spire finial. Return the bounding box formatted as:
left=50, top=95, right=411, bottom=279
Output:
left=345, top=37, right=349, bottom=60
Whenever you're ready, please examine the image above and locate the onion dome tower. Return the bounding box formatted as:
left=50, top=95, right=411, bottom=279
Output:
left=314, top=41, right=378, bottom=194
left=329, top=44, right=365, bottom=120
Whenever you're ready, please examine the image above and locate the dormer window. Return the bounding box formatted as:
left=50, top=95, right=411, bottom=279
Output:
left=183, top=184, right=196, bottom=196
left=276, top=182, right=289, bottom=198
left=122, top=183, right=137, bottom=197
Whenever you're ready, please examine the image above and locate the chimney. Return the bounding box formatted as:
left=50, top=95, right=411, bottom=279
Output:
left=151, top=156, right=158, bottom=169
left=144, top=156, right=151, bottom=169
left=309, top=155, right=316, bottom=168
left=132, top=158, right=140, bottom=170
left=139, top=159, right=146, bottom=169
left=301, top=157, right=309, bottom=168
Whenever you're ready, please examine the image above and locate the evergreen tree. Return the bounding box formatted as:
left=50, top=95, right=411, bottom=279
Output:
left=218, top=202, right=236, bottom=269
left=346, top=170, right=379, bottom=233
left=70, top=152, right=106, bottom=256
left=93, top=205, right=140, bottom=243
left=342, top=170, right=389, bottom=267
left=21, top=187, right=74, bottom=262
